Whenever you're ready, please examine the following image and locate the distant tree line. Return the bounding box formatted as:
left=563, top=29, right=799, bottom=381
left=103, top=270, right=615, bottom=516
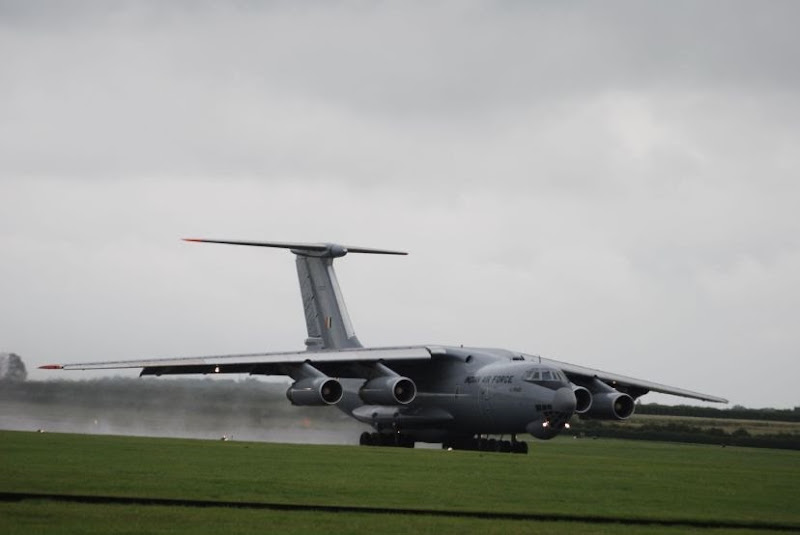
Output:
left=0, top=353, right=27, bottom=382
left=635, top=402, right=800, bottom=423
left=571, top=418, right=799, bottom=450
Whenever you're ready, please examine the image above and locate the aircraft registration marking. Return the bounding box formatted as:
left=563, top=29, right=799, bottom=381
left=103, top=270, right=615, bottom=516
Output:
left=464, top=375, right=514, bottom=384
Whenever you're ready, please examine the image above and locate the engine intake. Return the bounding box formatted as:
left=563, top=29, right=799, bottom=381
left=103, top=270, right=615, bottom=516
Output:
left=359, top=376, right=417, bottom=405
left=286, top=377, right=343, bottom=406
left=572, top=385, right=592, bottom=414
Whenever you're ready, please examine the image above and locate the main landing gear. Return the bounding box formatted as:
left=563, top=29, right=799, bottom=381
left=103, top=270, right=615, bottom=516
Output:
left=442, top=434, right=529, bottom=454
left=358, top=431, right=529, bottom=454
left=359, top=431, right=415, bottom=448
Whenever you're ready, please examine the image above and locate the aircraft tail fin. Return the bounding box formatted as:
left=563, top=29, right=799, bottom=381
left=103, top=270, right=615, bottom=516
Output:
left=183, top=239, right=407, bottom=350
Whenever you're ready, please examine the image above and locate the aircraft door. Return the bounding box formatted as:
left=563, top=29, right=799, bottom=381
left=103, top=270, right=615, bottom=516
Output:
left=479, top=381, right=493, bottom=418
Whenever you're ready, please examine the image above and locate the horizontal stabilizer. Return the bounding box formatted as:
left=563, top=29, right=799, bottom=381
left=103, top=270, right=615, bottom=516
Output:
left=183, top=239, right=407, bottom=258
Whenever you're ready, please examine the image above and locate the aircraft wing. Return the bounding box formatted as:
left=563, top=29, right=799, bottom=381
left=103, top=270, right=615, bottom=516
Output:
left=41, top=346, right=433, bottom=379
left=544, top=357, right=728, bottom=403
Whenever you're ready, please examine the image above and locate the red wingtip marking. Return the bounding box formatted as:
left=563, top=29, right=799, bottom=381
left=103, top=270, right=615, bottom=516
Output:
left=39, top=364, right=63, bottom=370
left=182, top=238, right=201, bottom=242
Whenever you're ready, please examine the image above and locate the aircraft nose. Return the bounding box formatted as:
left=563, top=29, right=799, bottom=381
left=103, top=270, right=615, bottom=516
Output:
left=526, top=387, right=578, bottom=440
left=552, top=386, right=577, bottom=414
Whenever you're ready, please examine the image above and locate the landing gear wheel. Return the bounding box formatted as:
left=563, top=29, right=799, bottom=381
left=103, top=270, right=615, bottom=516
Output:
left=511, top=441, right=529, bottom=454
left=398, top=435, right=415, bottom=448
left=361, top=431, right=414, bottom=448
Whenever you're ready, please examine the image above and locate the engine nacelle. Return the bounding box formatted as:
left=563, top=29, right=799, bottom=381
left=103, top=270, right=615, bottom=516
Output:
left=359, top=376, right=417, bottom=405
left=583, top=391, right=635, bottom=420
left=572, top=385, right=592, bottom=414
left=286, top=377, right=343, bottom=406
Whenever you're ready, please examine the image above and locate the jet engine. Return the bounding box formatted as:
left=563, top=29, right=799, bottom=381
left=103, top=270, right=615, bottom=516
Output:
left=286, top=377, right=343, bottom=406
left=572, top=385, right=592, bottom=414
left=583, top=391, right=635, bottom=420
left=359, top=376, right=417, bottom=405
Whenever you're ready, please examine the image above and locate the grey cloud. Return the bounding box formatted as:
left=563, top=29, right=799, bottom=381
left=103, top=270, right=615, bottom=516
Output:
left=3, top=2, right=800, bottom=182
left=0, top=2, right=798, bottom=408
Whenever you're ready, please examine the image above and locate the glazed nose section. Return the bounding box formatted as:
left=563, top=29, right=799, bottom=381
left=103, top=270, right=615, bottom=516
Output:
left=526, top=387, right=578, bottom=440
left=553, top=386, right=577, bottom=414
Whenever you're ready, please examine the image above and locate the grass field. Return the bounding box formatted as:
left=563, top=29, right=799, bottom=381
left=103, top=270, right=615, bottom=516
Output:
left=606, top=413, right=800, bottom=437
left=1, top=430, right=798, bottom=533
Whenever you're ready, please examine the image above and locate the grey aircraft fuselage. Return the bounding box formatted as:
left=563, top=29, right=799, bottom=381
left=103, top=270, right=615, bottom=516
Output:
left=42, top=240, right=727, bottom=453
left=337, top=349, right=576, bottom=443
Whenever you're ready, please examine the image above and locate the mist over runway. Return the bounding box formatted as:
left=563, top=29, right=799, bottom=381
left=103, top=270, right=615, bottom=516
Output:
left=0, top=377, right=367, bottom=444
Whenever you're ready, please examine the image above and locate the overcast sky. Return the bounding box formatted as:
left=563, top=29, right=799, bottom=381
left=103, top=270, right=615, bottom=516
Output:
left=1, top=1, right=798, bottom=408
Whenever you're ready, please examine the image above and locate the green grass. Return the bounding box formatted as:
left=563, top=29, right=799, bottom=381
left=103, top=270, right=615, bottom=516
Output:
left=628, top=414, right=800, bottom=435
left=1, top=431, right=798, bottom=532
left=0, top=502, right=788, bottom=535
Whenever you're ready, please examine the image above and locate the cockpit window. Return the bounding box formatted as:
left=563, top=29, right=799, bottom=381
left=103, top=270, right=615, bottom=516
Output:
left=523, top=367, right=567, bottom=385
left=522, top=369, right=540, bottom=381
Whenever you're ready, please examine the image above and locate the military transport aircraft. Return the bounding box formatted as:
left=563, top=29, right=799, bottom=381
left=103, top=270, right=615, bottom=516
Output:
left=43, top=239, right=727, bottom=454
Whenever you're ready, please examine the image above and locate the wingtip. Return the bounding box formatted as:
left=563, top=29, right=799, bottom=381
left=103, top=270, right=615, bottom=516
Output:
left=39, top=364, right=63, bottom=370
left=182, top=238, right=201, bottom=242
